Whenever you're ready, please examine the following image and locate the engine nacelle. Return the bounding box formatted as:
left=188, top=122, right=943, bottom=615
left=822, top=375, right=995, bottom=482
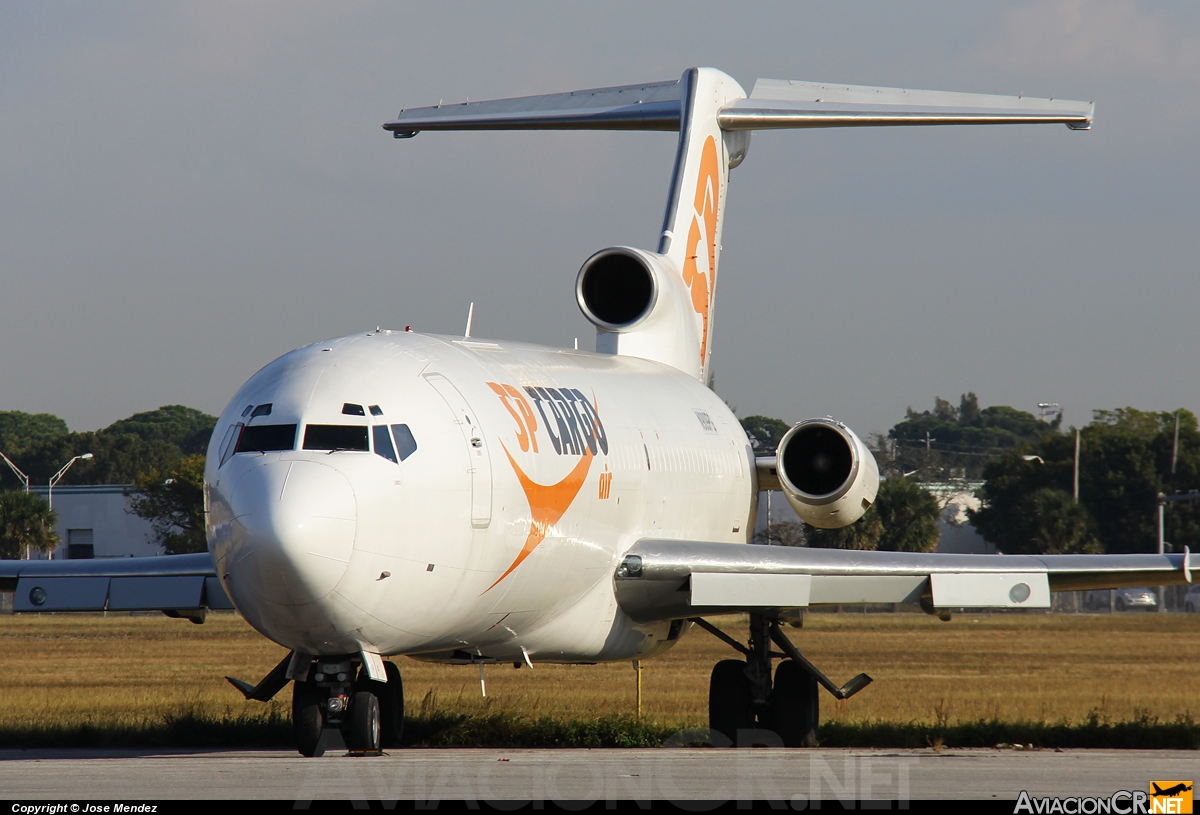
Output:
left=776, top=418, right=879, bottom=529
left=576, top=247, right=706, bottom=380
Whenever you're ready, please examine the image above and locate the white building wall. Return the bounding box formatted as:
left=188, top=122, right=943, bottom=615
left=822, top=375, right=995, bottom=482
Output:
left=29, top=485, right=161, bottom=559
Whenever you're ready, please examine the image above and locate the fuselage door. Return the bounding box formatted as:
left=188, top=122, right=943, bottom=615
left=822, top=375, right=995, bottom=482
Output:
left=424, top=373, right=492, bottom=528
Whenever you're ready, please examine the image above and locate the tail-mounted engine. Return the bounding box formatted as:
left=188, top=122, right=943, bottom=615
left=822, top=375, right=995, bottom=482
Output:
left=761, top=418, right=879, bottom=529
left=576, top=247, right=706, bottom=380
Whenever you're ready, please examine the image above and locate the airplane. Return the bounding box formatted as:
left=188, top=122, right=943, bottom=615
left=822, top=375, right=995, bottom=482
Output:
left=1, top=67, right=1194, bottom=757
left=1152, top=783, right=1193, bottom=798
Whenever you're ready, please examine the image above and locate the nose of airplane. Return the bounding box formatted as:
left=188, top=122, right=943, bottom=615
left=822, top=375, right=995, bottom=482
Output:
left=226, top=459, right=356, bottom=607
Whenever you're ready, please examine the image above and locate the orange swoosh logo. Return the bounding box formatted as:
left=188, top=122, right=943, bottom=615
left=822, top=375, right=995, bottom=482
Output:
left=683, top=135, right=720, bottom=365
left=483, top=443, right=594, bottom=592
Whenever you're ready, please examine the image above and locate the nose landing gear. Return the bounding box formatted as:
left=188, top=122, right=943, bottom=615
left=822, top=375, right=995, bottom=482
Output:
left=288, top=656, right=404, bottom=757
left=694, top=613, right=872, bottom=747
left=229, top=651, right=405, bottom=756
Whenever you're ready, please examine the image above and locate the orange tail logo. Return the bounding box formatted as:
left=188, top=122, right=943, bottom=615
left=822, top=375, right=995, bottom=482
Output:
left=682, top=135, right=720, bottom=366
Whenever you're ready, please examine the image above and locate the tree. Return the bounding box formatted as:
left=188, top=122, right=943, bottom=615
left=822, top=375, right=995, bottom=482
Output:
left=753, top=519, right=807, bottom=547
left=803, top=478, right=941, bottom=551
left=0, top=411, right=70, bottom=455
left=104, top=405, right=217, bottom=456
left=890, top=394, right=1059, bottom=480
left=15, top=431, right=183, bottom=486
left=874, top=477, right=941, bottom=552
left=0, top=490, right=59, bottom=559
left=805, top=509, right=883, bottom=550
left=127, top=454, right=207, bottom=555
left=969, top=408, right=1200, bottom=555
left=740, top=415, right=791, bottom=454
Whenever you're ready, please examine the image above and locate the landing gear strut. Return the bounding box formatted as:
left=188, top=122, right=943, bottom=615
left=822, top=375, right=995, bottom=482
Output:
left=229, top=652, right=404, bottom=756
left=694, top=613, right=872, bottom=748
left=290, top=656, right=404, bottom=756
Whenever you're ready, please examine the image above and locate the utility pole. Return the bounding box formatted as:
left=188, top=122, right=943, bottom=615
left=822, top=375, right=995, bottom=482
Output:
left=1157, top=495, right=1166, bottom=613
left=1154, top=490, right=1200, bottom=612
left=1172, top=411, right=1180, bottom=476
left=1073, top=428, right=1080, bottom=503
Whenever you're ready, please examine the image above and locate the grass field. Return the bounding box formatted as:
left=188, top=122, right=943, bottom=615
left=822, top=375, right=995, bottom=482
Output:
left=1, top=610, right=1197, bottom=748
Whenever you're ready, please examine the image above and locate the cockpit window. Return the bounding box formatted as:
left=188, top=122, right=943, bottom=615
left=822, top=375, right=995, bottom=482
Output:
left=373, top=426, right=398, bottom=463
left=342, top=403, right=365, bottom=416
left=219, top=423, right=243, bottom=466
left=236, top=424, right=297, bottom=453
left=250, top=403, right=273, bottom=418
left=369, top=405, right=383, bottom=416
left=304, top=424, right=369, bottom=451
left=392, top=424, right=418, bottom=461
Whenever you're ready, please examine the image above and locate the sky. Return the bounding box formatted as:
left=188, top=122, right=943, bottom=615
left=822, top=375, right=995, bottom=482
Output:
left=3, top=1, right=1199, bottom=439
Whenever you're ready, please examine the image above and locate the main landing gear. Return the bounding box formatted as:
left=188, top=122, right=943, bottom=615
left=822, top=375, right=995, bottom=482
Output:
left=693, top=613, right=872, bottom=747
left=228, top=653, right=403, bottom=757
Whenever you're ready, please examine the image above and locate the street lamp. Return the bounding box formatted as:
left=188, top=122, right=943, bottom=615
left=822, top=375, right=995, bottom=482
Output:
left=48, top=453, right=93, bottom=511
left=0, top=451, right=30, bottom=492
left=46, top=453, right=93, bottom=561
left=1037, top=402, right=1060, bottom=423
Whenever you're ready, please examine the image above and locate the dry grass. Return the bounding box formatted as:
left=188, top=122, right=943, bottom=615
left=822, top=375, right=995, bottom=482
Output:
left=1, top=609, right=1197, bottom=743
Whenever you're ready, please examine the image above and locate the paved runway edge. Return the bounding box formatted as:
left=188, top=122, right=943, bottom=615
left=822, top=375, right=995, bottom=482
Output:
left=0, top=747, right=1195, bottom=802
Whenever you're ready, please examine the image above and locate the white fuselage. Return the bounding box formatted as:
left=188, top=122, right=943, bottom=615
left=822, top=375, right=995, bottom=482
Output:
left=205, top=330, right=757, bottom=663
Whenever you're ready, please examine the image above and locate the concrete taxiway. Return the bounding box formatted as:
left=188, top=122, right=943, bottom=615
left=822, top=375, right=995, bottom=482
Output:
left=0, top=747, right=1194, bottom=801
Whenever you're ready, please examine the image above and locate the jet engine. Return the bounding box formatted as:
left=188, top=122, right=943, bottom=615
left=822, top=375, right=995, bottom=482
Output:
left=575, top=247, right=707, bottom=378
left=775, top=418, right=879, bottom=529
left=576, top=247, right=664, bottom=332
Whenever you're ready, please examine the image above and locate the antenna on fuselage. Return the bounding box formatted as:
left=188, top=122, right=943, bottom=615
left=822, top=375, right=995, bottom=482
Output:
left=464, top=302, right=475, bottom=338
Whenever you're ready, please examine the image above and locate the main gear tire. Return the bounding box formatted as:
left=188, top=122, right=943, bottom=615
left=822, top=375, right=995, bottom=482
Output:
left=708, top=659, right=755, bottom=746
left=768, top=659, right=819, bottom=747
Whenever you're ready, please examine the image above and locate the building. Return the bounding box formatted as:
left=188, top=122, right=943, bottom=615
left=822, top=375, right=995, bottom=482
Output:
left=29, top=485, right=161, bottom=560
left=923, top=481, right=998, bottom=555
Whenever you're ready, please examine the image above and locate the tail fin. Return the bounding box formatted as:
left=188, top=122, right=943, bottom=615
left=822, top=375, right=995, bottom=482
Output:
left=386, top=70, right=1091, bottom=383
left=655, top=68, right=746, bottom=382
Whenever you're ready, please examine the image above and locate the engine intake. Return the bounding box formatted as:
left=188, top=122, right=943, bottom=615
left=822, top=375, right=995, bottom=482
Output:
left=776, top=418, right=879, bottom=529
left=576, top=248, right=658, bottom=331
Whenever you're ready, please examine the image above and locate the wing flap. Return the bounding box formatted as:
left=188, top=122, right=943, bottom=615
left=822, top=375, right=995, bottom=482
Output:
left=930, top=572, right=1050, bottom=609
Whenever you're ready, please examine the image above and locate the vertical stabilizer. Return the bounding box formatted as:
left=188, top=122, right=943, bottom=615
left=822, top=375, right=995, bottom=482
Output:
left=656, top=68, right=748, bottom=383
left=386, top=68, right=1091, bottom=383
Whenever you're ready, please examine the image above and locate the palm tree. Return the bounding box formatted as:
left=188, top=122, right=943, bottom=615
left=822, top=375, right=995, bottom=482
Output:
left=0, top=490, right=59, bottom=559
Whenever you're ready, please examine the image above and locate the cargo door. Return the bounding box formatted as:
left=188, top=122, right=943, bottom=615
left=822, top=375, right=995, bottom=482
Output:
left=425, top=373, right=492, bottom=528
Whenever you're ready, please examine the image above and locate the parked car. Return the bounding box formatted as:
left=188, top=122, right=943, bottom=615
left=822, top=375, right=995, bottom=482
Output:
left=1185, top=585, right=1200, bottom=613
left=1084, top=588, right=1158, bottom=612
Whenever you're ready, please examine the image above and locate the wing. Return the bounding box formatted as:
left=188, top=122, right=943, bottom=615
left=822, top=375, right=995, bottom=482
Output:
left=0, top=553, right=230, bottom=620
left=614, top=540, right=1191, bottom=622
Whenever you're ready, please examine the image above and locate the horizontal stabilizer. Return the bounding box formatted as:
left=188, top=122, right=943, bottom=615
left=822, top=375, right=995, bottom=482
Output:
left=718, top=79, right=1093, bottom=130
left=384, top=72, right=1093, bottom=137
left=384, top=79, right=682, bottom=136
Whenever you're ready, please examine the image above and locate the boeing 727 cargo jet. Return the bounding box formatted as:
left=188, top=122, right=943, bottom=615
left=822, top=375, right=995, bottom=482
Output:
left=2, top=68, right=1192, bottom=756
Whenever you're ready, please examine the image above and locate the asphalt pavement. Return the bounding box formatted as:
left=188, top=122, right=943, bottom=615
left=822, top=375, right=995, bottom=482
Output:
left=0, top=746, right=1194, bottom=802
